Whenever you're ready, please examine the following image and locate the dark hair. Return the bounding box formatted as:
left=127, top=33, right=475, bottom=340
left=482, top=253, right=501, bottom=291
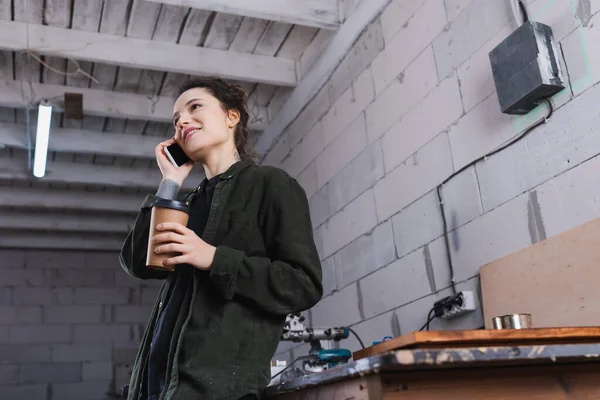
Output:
left=177, top=77, right=258, bottom=161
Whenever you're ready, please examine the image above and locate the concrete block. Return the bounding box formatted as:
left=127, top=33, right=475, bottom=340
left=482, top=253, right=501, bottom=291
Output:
left=0, top=269, right=44, bottom=286
left=283, top=121, right=324, bottom=178
left=560, top=11, right=600, bottom=96
left=0, top=326, right=7, bottom=343
left=426, top=236, right=453, bottom=292
left=321, top=189, right=378, bottom=258
left=14, top=288, right=73, bottom=305
left=382, top=76, right=463, bottom=173
left=0, top=249, right=25, bottom=268
left=536, top=155, right=600, bottom=238
left=0, top=365, right=20, bottom=385
left=445, top=0, right=475, bottom=20
left=441, top=165, right=483, bottom=228
left=112, top=342, right=140, bottom=364
left=380, top=0, right=428, bottom=47
left=321, top=256, right=337, bottom=297
left=345, top=309, right=399, bottom=353
left=374, top=133, right=454, bottom=222
left=287, top=87, right=329, bottom=148
left=21, top=362, right=81, bottom=384
left=52, top=381, right=112, bottom=400
left=44, top=305, right=103, bottom=324
left=297, top=162, right=318, bottom=199
left=262, top=131, right=291, bottom=168
left=317, top=113, right=368, bottom=188
left=432, top=0, right=513, bottom=80
left=73, top=324, right=131, bottom=343
left=328, top=140, right=385, bottom=215
left=313, top=225, right=324, bottom=259
left=391, top=191, right=443, bottom=258
left=476, top=81, right=600, bottom=211
left=53, top=343, right=112, bottom=362
left=114, top=306, right=153, bottom=324
left=309, top=185, right=330, bottom=229
left=448, top=92, right=514, bottom=171
left=372, top=0, right=446, bottom=94
left=0, top=288, right=11, bottom=305
left=10, top=325, right=71, bottom=344
left=527, top=0, right=580, bottom=42
left=82, top=361, right=113, bottom=381
left=366, top=46, right=438, bottom=142
left=333, top=220, right=397, bottom=289
left=360, top=249, right=432, bottom=318
left=310, top=284, right=362, bottom=327
left=74, top=288, right=130, bottom=305
left=328, top=19, right=385, bottom=102
left=26, top=250, right=85, bottom=269
left=85, top=251, right=121, bottom=269
left=0, top=344, right=52, bottom=363
left=458, top=24, right=514, bottom=112
left=0, top=384, right=46, bottom=400
left=0, top=306, right=42, bottom=324
left=450, top=193, right=531, bottom=282
left=45, top=269, right=116, bottom=287
left=321, top=68, right=375, bottom=148
left=141, top=287, right=160, bottom=305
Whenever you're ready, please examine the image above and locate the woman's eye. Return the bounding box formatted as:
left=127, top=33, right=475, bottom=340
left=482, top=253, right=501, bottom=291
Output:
left=191, top=104, right=201, bottom=111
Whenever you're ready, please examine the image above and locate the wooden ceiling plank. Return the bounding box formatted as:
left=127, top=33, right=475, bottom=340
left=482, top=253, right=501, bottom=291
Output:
left=229, top=17, right=269, bottom=53
left=0, top=210, right=132, bottom=233
left=0, top=20, right=298, bottom=86
left=13, top=0, right=43, bottom=82
left=254, top=21, right=292, bottom=57
left=178, top=8, right=212, bottom=46
left=145, top=0, right=340, bottom=30
left=203, top=13, right=244, bottom=50
left=0, top=230, right=126, bottom=251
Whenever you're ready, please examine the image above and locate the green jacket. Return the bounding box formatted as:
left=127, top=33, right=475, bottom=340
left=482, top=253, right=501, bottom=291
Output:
left=119, top=160, right=323, bottom=400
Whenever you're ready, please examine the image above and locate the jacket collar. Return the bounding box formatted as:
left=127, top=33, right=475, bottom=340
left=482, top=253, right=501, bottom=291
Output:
left=219, top=159, right=254, bottom=180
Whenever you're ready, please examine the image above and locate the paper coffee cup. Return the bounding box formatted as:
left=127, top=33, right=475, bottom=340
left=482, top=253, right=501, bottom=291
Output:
left=146, top=198, right=191, bottom=271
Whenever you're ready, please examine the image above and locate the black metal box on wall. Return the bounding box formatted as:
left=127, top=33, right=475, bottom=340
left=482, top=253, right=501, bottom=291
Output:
left=489, top=21, right=564, bottom=115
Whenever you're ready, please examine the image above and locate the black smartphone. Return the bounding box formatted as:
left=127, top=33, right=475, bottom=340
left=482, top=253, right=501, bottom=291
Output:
left=164, top=142, right=191, bottom=167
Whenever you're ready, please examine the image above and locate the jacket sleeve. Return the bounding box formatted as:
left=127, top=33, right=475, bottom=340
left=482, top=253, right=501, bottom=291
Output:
left=119, top=194, right=170, bottom=281
left=209, top=174, right=323, bottom=315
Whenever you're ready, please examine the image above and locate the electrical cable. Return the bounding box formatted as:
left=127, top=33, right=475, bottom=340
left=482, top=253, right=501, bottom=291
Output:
left=518, top=0, right=529, bottom=23
left=419, top=307, right=436, bottom=332
left=347, top=327, right=365, bottom=349
left=437, top=98, right=554, bottom=296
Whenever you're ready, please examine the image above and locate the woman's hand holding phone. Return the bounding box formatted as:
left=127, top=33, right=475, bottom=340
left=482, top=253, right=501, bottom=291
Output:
left=155, top=138, right=193, bottom=186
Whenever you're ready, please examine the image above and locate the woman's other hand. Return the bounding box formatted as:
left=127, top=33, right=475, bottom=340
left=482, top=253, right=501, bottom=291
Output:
left=155, top=138, right=194, bottom=186
left=152, top=222, right=216, bottom=270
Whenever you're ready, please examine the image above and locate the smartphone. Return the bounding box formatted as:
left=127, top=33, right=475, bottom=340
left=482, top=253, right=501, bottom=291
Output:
left=164, top=142, right=191, bottom=167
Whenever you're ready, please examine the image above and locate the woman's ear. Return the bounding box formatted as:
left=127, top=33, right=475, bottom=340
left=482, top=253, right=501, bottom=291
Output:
left=227, top=109, right=241, bottom=129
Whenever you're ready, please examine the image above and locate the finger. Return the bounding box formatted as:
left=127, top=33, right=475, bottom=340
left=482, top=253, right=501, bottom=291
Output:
left=156, top=222, right=189, bottom=234
left=155, top=243, right=185, bottom=254
left=152, top=232, right=185, bottom=244
left=163, top=254, right=187, bottom=266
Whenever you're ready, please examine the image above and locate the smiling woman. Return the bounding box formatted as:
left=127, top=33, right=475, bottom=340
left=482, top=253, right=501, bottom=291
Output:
left=119, top=77, right=323, bottom=400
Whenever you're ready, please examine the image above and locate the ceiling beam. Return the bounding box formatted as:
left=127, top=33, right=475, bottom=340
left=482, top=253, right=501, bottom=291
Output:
left=0, top=122, right=158, bottom=159
left=0, top=187, right=143, bottom=213
left=0, top=20, right=297, bottom=87
left=0, top=210, right=132, bottom=233
left=0, top=230, right=125, bottom=251
left=0, top=80, right=266, bottom=131
left=256, top=0, right=392, bottom=159
left=0, top=157, right=203, bottom=191
left=145, top=0, right=340, bottom=30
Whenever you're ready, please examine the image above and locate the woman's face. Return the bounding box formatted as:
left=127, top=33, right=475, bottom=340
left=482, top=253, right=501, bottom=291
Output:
left=172, top=87, right=239, bottom=160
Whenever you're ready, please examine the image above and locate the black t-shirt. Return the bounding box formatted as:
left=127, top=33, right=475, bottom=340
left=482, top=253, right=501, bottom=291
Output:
left=147, top=174, right=221, bottom=398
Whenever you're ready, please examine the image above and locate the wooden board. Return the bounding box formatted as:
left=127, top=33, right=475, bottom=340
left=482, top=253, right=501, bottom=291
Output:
left=353, top=327, right=600, bottom=360
left=480, top=217, right=600, bottom=329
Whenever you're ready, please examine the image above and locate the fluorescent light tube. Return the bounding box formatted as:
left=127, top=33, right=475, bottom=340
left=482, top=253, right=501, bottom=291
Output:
left=33, top=103, right=52, bottom=178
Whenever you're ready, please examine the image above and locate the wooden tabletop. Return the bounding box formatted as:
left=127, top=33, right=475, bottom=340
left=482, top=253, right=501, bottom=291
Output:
left=263, top=343, right=600, bottom=397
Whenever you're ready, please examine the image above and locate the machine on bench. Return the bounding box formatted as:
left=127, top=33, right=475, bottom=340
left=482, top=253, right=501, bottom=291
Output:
left=271, top=314, right=353, bottom=383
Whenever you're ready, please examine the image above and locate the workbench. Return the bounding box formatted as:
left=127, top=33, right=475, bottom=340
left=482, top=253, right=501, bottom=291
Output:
left=264, top=341, right=600, bottom=399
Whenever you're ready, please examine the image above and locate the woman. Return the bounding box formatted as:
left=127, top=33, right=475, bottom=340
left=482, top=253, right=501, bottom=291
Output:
left=120, top=78, right=323, bottom=400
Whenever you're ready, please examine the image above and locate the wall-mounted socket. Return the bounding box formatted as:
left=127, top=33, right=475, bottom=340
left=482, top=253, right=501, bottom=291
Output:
left=440, top=291, right=476, bottom=320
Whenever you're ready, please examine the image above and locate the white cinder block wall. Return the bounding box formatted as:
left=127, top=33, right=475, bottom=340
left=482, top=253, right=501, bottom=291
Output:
left=270, top=0, right=600, bottom=360
left=0, top=250, right=159, bottom=399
